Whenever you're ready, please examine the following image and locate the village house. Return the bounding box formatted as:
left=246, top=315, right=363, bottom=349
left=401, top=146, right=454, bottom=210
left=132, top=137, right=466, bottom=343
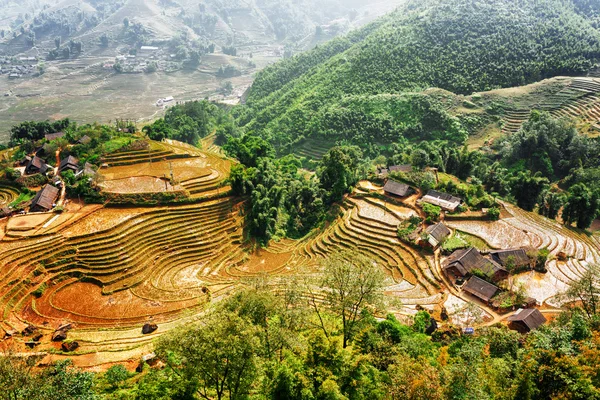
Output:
left=421, top=190, right=463, bottom=212
left=25, top=156, right=49, bottom=175
left=45, top=132, right=66, bottom=141
left=490, top=249, right=530, bottom=270
left=377, top=167, right=389, bottom=178
left=508, top=308, right=547, bottom=333
left=58, top=156, right=80, bottom=175
left=0, top=207, right=14, bottom=218
left=425, top=222, right=451, bottom=248
left=383, top=180, right=413, bottom=198
left=462, top=276, right=499, bottom=304
left=443, top=247, right=508, bottom=282
left=77, top=135, right=92, bottom=145
left=389, top=165, right=413, bottom=173
left=30, top=185, right=60, bottom=212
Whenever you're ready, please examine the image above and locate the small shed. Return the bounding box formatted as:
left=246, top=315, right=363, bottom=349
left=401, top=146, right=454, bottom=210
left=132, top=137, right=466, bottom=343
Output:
left=45, top=132, right=65, bottom=141
left=77, top=135, right=92, bottom=145
left=425, top=222, right=451, bottom=248
left=30, top=185, right=60, bottom=212
left=463, top=276, right=499, bottom=303
left=59, top=155, right=80, bottom=174
left=383, top=180, right=413, bottom=197
left=508, top=308, right=547, bottom=333
left=25, top=156, right=48, bottom=175
left=0, top=207, right=13, bottom=218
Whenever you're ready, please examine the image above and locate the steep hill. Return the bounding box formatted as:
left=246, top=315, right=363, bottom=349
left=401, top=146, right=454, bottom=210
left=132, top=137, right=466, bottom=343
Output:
left=240, top=0, right=600, bottom=148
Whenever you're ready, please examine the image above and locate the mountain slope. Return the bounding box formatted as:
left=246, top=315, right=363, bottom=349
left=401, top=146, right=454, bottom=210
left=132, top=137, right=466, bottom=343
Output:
left=240, top=0, right=600, bottom=147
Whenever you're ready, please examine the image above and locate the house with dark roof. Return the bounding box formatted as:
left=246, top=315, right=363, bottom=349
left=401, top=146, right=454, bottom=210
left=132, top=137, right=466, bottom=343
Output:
left=59, top=156, right=80, bottom=174
left=0, top=207, right=13, bottom=218
left=76, top=162, right=96, bottom=178
left=443, top=247, right=508, bottom=282
left=25, top=156, right=49, bottom=175
left=30, top=185, right=59, bottom=212
left=377, top=167, right=389, bottom=178
left=508, top=308, right=547, bottom=333
left=383, top=180, right=413, bottom=198
left=490, top=249, right=530, bottom=269
left=425, top=222, right=451, bottom=248
left=463, top=276, right=499, bottom=303
left=421, top=190, right=463, bottom=212
left=45, top=132, right=65, bottom=141
left=389, top=165, right=413, bottom=173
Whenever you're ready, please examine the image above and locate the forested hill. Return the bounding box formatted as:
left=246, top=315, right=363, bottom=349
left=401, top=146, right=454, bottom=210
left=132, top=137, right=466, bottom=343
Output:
left=239, top=0, right=600, bottom=145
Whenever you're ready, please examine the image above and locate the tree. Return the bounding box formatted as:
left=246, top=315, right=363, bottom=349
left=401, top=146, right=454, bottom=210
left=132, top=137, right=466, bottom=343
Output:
left=318, top=146, right=364, bottom=203
left=99, top=34, right=109, bottom=47
left=510, top=171, right=549, bottom=211
left=387, top=355, right=444, bottom=400
left=105, top=364, right=129, bottom=388
left=156, top=312, right=259, bottom=400
left=563, top=183, right=600, bottom=230
left=539, top=190, right=566, bottom=220
left=54, top=36, right=61, bottom=49
left=565, top=264, right=600, bottom=319
left=123, top=17, right=130, bottom=29
left=320, top=251, right=385, bottom=348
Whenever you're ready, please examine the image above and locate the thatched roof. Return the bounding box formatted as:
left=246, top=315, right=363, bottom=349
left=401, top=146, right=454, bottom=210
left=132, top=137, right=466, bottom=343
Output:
left=26, top=156, right=48, bottom=174
left=59, top=155, right=79, bottom=173
left=508, top=308, right=547, bottom=331
left=45, top=131, right=65, bottom=141
left=383, top=180, right=412, bottom=197
left=463, top=276, right=499, bottom=302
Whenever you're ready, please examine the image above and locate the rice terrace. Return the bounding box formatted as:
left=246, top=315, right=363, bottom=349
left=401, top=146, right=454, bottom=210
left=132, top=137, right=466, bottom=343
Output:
left=4, top=0, right=600, bottom=398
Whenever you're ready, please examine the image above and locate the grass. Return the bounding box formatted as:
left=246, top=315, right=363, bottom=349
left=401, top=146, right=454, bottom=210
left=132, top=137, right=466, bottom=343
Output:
left=9, top=192, right=33, bottom=207
left=457, top=230, right=491, bottom=251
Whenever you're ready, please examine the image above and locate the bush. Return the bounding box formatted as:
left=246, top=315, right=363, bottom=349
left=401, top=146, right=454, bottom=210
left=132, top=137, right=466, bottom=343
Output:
left=487, top=206, right=500, bottom=221
left=105, top=364, right=130, bottom=388
left=422, top=203, right=441, bottom=224
left=32, top=283, right=47, bottom=298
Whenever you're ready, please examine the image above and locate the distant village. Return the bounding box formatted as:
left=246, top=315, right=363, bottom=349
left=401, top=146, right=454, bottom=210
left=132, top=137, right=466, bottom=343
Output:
left=0, top=56, right=39, bottom=80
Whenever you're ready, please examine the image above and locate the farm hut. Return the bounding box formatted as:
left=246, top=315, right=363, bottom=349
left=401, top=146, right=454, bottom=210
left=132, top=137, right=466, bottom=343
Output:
left=77, top=135, right=92, bottom=145
left=76, top=162, right=97, bottom=178
left=463, top=276, right=499, bottom=303
left=44, top=131, right=65, bottom=141
left=443, top=247, right=508, bottom=282
left=425, top=222, right=451, bottom=248
left=59, top=155, right=80, bottom=174
left=421, top=190, right=463, bottom=212
left=377, top=167, right=389, bottom=178
left=30, top=184, right=59, bottom=212
left=508, top=308, right=547, bottom=333
left=25, top=156, right=49, bottom=175
left=20, top=156, right=32, bottom=166
left=490, top=249, right=530, bottom=269
left=389, top=165, right=413, bottom=173
left=383, top=180, right=413, bottom=197
left=0, top=207, right=13, bottom=218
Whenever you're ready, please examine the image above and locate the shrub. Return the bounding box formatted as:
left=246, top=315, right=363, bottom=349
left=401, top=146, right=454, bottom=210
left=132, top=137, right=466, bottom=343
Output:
left=32, top=283, right=47, bottom=298
left=422, top=203, right=441, bottom=223
left=105, top=364, right=130, bottom=388
left=487, top=206, right=500, bottom=221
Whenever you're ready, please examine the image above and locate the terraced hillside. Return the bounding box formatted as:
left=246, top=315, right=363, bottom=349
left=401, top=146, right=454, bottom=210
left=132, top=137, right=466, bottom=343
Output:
left=0, top=184, right=20, bottom=207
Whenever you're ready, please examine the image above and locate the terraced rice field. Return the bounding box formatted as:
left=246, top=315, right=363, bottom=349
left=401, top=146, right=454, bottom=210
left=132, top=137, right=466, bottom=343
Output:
left=502, top=77, right=600, bottom=135
left=293, top=139, right=337, bottom=161
left=0, top=184, right=19, bottom=207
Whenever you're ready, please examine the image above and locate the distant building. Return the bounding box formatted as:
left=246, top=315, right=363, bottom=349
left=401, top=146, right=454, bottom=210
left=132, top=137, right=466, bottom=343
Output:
left=45, top=131, right=66, bottom=141
left=421, top=190, right=463, bottom=212
left=25, top=156, right=49, bottom=175
left=30, top=185, right=60, bottom=212
left=389, top=165, right=413, bottom=173
left=383, top=180, right=413, bottom=197
left=508, top=308, right=547, bottom=333
left=443, top=247, right=508, bottom=282
left=59, top=156, right=80, bottom=174
left=490, top=249, right=530, bottom=269
left=425, top=222, right=451, bottom=248
left=463, top=276, right=499, bottom=303
left=77, top=135, right=92, bottom=145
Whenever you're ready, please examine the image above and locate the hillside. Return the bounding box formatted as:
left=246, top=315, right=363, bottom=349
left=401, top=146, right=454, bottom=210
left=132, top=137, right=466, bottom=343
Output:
left=239, top=0, right=600, bottom=148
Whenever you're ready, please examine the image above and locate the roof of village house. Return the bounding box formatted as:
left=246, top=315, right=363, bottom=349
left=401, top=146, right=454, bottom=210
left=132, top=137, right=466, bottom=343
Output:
left=27, top=156, right=48, bottom=174
left=508, top=308, right=547, bottom=331
left=389, top=165, right=413, bottom=173
left=383, top=180, right=412, bottom=197
left=425, top=222, right=451, bottom=242
left=45, top=131, right=65, bottom=141
left=30, top=185, right=59, bottom=211
left=490, top=249, right=530, bottom=267
left=59, top=155, right=79, bottom=172
left=422, top=190, right=462, bottom=211
left=443, top=247, right=506, bottom=277
left=463, top=276, right=499, bottom=302
left=0, top=207, right=12, bottom=217
left=77, top=135, right=92, bottom=145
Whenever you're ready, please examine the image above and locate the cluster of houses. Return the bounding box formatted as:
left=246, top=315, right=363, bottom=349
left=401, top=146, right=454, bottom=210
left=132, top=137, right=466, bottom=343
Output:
left=11, top=132, right=95, bottom=214
left=109, top=46, right=180, bottom=74
left=0, top=56, right=38, bottom=79
left=379, top=165, right=547, bottom=333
